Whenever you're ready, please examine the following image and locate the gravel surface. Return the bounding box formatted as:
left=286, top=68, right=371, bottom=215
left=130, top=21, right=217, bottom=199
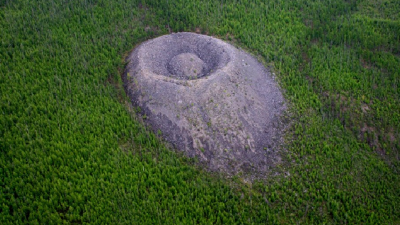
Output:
left=124, top=32, right=287, bottom=178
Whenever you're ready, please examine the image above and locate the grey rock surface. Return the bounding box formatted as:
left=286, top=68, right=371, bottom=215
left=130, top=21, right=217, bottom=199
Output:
left=124, top=32, right=286, bottom=177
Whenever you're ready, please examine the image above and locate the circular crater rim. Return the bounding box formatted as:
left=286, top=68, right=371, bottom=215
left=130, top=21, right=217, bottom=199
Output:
left=138, top=32, right=233, bottom=80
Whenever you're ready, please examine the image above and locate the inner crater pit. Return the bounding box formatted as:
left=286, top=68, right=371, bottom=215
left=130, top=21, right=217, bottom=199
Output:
left=168, top=53, right=205, bottom=79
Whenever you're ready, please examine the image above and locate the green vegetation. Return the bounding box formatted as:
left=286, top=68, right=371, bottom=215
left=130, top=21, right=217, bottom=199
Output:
left=1, top=0, right=399, bottom=224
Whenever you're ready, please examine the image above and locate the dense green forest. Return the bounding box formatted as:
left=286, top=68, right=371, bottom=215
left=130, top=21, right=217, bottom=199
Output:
left=1, top=0, right=399, bottom=224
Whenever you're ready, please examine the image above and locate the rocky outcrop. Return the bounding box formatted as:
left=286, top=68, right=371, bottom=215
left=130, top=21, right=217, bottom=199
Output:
left=124, top=32, right=286, bottom=177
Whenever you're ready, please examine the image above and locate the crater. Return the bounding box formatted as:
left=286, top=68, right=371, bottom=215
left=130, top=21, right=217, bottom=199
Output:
left=123, top=32, right=287, bottom=178
left=135, top=32, right=231, bottom=80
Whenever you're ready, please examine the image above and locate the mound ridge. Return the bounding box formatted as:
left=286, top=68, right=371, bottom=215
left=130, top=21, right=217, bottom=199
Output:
left=124, top=32, right=286, bottom=177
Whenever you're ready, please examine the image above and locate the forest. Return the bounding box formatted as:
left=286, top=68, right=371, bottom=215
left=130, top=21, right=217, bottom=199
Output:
left=1, top=0, right=399, bottom=224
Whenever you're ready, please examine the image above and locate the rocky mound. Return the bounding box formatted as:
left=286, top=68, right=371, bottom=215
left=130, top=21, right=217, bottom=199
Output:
left=123, top=32, right=286, bottom=177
